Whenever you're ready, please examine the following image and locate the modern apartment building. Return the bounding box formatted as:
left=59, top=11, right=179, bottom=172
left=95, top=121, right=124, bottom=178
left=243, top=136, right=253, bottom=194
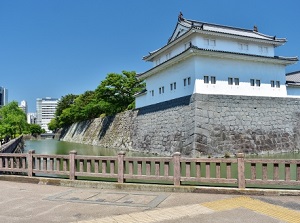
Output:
left=0, top=87, right=8, bottom=107
left=36, top=97, right=59, bottom=133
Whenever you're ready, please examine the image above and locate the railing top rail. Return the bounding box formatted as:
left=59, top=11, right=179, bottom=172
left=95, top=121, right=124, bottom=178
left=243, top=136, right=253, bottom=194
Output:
left=0, top=153, right=27, bottom=157
left=124, top=157, right=173, bottom=162
left=75, top=155, right=117, bottom=161
left=246, top=159, right=300, bottom=164
left=32, top=154, right=69, bottom=159
left=180, top=158, right=238, bottom=163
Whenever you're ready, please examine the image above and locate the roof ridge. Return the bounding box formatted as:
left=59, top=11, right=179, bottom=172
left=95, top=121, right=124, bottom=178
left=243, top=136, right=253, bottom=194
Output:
left=286, top=70, right=300, bottom=75
left=186, top=19, right=253, bottom=33
left=183, top=18, right=285, bottom=42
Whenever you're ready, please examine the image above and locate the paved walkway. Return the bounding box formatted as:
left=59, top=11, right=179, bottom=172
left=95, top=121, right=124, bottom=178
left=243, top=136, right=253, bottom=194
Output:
left=0, top=180, right=299, bottom=223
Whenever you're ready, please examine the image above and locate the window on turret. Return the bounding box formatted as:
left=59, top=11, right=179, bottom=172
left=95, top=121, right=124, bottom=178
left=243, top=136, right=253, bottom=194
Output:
left=211, top=76, right=216, bottom=84
left=239, top=43, right=249, bottom=51
left=259, top=46, right=268, bottom=54
left=170, top=82, right=176, bottom=90
left=205, top=39, right=216, bottom=46
left=271, top=80, right=280, bottom=88
left=251, top=79, right=261, bottom=87
left=149, top=90, right=154, bottom=96
left=184, top=77, right=191, bottom=86
left=159, top=86, right=164, bottom=94
left=228, top=77, right=233, bottom=85
left=234, top=78, right=239, bottom=85
left=155, top=58, right=161, bottom=66
left=204, top=76, right=209, bottom=84
left=256, top=80, right=261, bottom=87
left=166, top=53, right=171, bottom=60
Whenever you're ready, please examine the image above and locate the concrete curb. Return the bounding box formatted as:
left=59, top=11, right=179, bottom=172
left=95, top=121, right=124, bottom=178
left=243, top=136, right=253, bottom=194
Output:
left=1, top=175, right=299, bottom=196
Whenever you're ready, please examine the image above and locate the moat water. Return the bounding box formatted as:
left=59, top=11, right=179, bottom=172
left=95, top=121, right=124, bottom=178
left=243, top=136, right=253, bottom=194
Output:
left=24, top=139, right=148, bottom=157
left=25, top=139, right=300, bottom=159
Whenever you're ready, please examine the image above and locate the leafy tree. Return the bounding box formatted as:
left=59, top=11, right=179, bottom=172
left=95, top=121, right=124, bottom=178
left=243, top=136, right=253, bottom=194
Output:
left=55, top=94, right=78, bottom=118
left=48, top=119, right=59, bottom=132
left=58, top=107, right=75, bottom=127
left=95, top=71, right=145, bottom=114
left=0, top=101, right=28, bottom=138
left=54, top=94, right=78, bottom=129
left=71, top=91, right=99, bottom=121
left=52, top=70, right=144, bottom=128
left=29, top=124, right=43, bottom=136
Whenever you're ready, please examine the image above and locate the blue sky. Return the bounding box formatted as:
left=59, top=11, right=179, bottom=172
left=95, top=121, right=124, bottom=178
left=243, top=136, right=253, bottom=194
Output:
left=1, top=0, right=300, bottom=112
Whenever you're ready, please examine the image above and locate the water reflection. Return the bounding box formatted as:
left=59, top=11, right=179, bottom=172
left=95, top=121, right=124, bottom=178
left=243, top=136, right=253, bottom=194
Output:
left=24, top=139, right=148, bottom=157
left=247, top=152, right=300, bottom=159
left=25, top=139, right=300, bottom=159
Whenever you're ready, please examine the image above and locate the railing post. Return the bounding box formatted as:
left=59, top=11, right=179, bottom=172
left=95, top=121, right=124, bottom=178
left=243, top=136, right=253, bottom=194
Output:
left=173, top=152, right=181, bottom=186
left=118, top=151, right=126, bottom=183
left=237, top=153, right=245, bottom=189
left=69, top=150, right=77, bottom=180
left=27, top=150, right=35, bottom=177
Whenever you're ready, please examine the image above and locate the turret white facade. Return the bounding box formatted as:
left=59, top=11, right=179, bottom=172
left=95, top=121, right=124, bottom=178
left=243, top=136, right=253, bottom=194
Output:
left=135, top=13, right=298, bottom=108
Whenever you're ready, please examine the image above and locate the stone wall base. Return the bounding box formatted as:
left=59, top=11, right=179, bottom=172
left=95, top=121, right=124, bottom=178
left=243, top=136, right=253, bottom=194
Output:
left=60, top=94, right=300, bottom=157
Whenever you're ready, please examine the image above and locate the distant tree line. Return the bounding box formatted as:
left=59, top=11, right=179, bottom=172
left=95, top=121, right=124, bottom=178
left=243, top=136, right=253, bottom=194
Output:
left=48, top=71, right=145, bottom=131
left=0, top=101, right=44, bottom=141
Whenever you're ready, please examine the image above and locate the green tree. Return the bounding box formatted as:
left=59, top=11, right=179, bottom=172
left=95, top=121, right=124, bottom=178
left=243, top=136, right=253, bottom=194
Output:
left=0, top=101, right=28, bottom=138
left=95, top=71, right=145, bottom=114
left=58, top=107, right=75, bottom=127
left=54, top=94, right=78, bottom=129
left=55, top=94, right=78, bottom=118
left=29, top=124, right=43, bottom=137
left=71, top=91, right=103, bottom=121
left=52, top=71, right=144, bottom=128
left=48, top=119, right=59, bottom=132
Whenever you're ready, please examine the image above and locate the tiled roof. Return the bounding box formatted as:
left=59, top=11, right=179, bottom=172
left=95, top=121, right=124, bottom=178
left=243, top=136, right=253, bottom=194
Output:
left=138, top=45, right=298, bottom=78
left=286, top=71, right=300, bottom=85
left=144, top=15, right=286, bottom=60
left=176, top=19, right=286, bottom=43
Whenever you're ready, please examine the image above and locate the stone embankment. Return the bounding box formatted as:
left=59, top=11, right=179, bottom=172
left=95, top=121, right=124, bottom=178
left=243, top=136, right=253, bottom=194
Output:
left=0, top=136, right=24, bottom=153
left=60, top=111, right=138, bottom=151
left=60, top=94, right=300, bottom=157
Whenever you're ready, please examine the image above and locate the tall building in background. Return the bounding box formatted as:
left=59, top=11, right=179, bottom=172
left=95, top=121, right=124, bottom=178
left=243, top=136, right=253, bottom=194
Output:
left=36, top=97, right=59, bottom=133
left=19, top=100, right=28, bottom=114
left=27, top=113, right=37, bottom=124
left=0, top=87, right=8, bottom=107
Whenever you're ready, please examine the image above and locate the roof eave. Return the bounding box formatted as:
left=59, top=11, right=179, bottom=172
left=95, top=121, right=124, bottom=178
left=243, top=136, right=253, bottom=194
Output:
left=143, top=27, right=286, bottom=61
left=142, top=29, right=194, bottom=61
left=194, top=29, right=286, bottom=46
left=139, top=47, right=298, bottom=79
